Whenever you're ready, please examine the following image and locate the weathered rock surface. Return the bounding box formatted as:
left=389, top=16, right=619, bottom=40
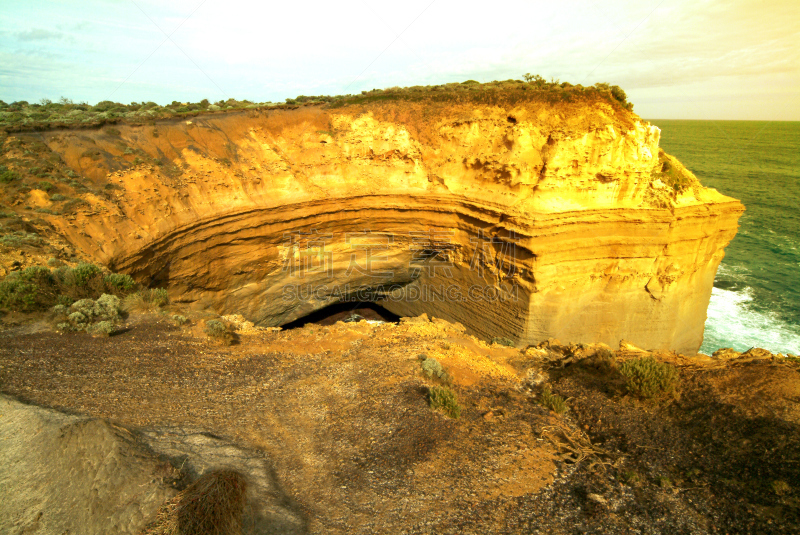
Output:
left=0, top=395, right=175, bottom=534
left=26, top=98, right=742, bottom=353
left=0, top=395, right=304, bottom=535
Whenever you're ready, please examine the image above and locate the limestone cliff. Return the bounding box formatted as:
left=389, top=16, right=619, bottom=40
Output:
left=9, top=97, right=743, bottom=354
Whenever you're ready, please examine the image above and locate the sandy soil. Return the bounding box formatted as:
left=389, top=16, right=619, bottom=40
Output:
left=1, top=313, right=798, bottom=534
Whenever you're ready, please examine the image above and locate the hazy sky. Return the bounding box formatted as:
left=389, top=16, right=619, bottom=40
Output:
left=1, top=0, right=798, bottom=119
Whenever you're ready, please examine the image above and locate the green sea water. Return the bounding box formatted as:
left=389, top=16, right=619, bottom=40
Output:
left=650, top=120, right=800, bottom=355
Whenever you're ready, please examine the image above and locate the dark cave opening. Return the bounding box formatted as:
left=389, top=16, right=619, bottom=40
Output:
left=281, top=301, right=402, bottom=329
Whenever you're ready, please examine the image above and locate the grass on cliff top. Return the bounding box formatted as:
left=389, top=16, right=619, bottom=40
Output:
left=0, top=75, right=633, bottom=132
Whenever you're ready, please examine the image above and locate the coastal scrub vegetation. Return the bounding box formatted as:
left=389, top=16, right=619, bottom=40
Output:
left=420, top=354, right=453, bottom=385
left=0, top=97, right=272, bottom=131
left=618, top=356, right=679, bottom=398
left=204, top=318, right=236, bottom=346
left=0, top=76, right=634, bottom=132
left=539, top=385, right=568, bottom=414
left=121, top=288, right=169, bottom=313
left=0, top=262, right=151, bottom=315
left=52, top=293, right=122, bottom=335
left=656, top=152, right=693, bottom=193
left=428, top=385, right=461, bottom=419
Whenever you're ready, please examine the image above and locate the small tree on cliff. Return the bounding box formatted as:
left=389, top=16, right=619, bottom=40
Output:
left=523, top=73, right=546, bottom=84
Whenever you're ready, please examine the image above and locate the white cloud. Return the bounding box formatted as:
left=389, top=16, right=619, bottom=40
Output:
left=0, top=0, right=797, bottom=118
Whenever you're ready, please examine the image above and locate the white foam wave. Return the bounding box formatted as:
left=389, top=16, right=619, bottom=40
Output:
left=701, top=286, right=800, bottom=355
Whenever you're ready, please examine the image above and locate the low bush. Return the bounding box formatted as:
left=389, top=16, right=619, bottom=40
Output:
left=0, top=263, right=140, bottom=312
left=87, top=320, right=116, bottom=336
left=171, top=314, right=189, bottom=325
left=420, top=355, right=452, bottom=385
left=103, top=273, right=136, bottom=294
left=618, top=356, right=679, bottom=398
left=204, top=319, right=235, bottom=345
left=122, top=288, right=168, bottom=313
left=72, top=262, right=102, bottom=286
left=539, top=385, right=568, bottom=414
left=52, top=293, right=122, bottom=333
left=428, top=385, right=461, bottom=418
left=0, top=167, right=18, bottom=184
left=0, top=266, right=56, bottom=311
left=491, top=337, right=515, bottom=347
left=656, top=154, right=693, bottom=193
left=0, top=231, right=43, bottom=247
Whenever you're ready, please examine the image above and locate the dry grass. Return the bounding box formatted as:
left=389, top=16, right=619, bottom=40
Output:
left=142, top=469, right=247, bottom=535
left=122, top=288, right=169, bottom=313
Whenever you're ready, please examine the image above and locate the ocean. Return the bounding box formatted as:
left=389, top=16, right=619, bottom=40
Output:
left=650, top=120, right=800, bottom=355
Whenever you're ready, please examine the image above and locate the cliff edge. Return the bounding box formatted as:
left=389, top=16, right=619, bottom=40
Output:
left=0, top=91, right=744, bottom=354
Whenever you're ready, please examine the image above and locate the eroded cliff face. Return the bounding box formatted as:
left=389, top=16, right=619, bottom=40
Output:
left=23, top=99, right=742, bottom=354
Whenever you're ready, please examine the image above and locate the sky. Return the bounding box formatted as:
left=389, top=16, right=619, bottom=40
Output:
left=0, top=0, right=798, bottom=120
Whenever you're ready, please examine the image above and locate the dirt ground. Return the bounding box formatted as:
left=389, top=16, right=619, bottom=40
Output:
left=1, top=313, right=798, bottom=534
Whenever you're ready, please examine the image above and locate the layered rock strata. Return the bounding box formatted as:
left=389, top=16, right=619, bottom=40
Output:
left=25, top=99, right=742, bottom=353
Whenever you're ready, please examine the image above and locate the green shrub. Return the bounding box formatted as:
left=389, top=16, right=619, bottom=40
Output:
left=171, top=314, right=189, bottom=325
left=88, top=320, right=116, bottom=336
left=94, top=293, right=122, bottom=321
left=656, top=155, right=693, bottom=193
left=0, top=231, right=43, bottom=247
left=420, top=355, right=452, bottom=384
left=68, top=310, right=89, bottom=326
left=491, top=337, right=515, bottom=347
left=540, top=385, right=567, bottom=414
left=149, top=288, right=169, bottom=306
left=0, top=263, right=138, bottom=314
left=37, top=181, right=53, bottom=192
left=103, top=273, right=136, bottom=294
left=60, top=294, right=121, bottom=332
left=618, top=356, right=679, bottom=398
left=0, top=168, right=18, bottom=184
left=50, top=193, right=66, bottom=201
left=428, top=385, right=460, bottom=418
left=55, top=294, right=74, bottom=306
left=72, top=263, right=102, bottom=286
left=205, top=319, right=235, bottom=345
left=0, top=279, right=38, bottom=311
left=0, top=267, right=56, bottom=311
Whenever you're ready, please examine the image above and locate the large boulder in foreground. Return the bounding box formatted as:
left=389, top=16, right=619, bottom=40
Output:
left=0, top=395, right=305, bottom=534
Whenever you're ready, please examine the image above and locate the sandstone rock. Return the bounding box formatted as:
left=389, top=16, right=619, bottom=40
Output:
left=402, top=313, right=430, bottom=324
left=27, top=100, right=742, bottom=354
left=741, top=347, right=773, bottom=359
left=619, top=339, right=647, bottom=352
left=0, top=395, right=176, bottom=534
left=430, top=316, right=467, bottom=333
left=712, top=347, right=741, bottom=359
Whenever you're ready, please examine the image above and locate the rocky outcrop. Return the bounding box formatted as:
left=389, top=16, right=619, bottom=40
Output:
left=0, top=395, right=305, bottom=534
left=23, top=98, right=742, bottom=354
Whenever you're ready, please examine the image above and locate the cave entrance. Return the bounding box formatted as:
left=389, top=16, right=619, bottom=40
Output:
left=281, top=301, right=402, bottom=329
